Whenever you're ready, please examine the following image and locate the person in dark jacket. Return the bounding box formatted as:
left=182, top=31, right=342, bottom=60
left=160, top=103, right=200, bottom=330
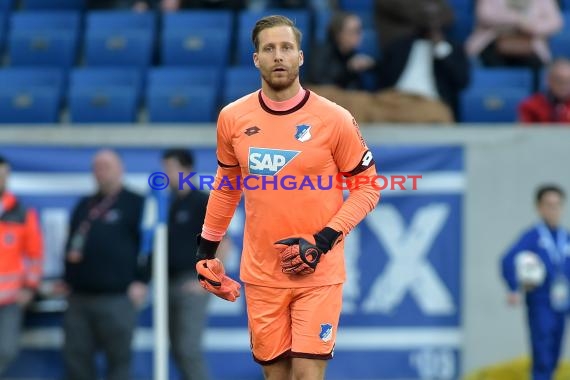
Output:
left=376, top=3, right=470, bottom=120
left=374, top=0, right=454, bottom=50
left=140, top=148, right=222, bottom=380
left=62, top=149, right=148, bottom=380
left=308, top=11, right=376, bottom=90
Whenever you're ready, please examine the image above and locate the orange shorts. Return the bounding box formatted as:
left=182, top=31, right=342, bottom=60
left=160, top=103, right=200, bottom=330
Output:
left=244, top=283, right=343, bottom=365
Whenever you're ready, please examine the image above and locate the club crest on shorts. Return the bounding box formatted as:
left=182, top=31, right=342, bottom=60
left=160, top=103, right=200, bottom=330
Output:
left=295, top=124, right=312, bottom=142
left=3, top=232, right=14, bottom=245
left=319, top=323, right=333, bottom=342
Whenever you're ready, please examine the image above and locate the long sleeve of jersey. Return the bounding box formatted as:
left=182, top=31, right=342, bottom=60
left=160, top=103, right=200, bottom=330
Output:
left=326, top=111, right=381, bottom=235
left=327, top=165, right=380, bottom=235
left=202, top=108, right=243, bottom=241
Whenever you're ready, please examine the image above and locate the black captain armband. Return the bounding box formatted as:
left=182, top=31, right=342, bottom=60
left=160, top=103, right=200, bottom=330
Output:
left=341, top=150, right=375, bottom=177
left=217, top=160, right=239, bottom=168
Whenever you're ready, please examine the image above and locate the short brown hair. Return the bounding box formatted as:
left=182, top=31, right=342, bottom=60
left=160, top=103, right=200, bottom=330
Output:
left=251, top=15, right=302, bottom=52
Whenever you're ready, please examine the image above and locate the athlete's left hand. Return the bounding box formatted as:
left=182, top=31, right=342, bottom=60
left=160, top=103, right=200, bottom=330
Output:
left=274, top=227, right=343, bottom=275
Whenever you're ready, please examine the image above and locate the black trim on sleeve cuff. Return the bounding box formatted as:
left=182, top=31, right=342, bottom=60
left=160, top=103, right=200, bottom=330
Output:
left=196, top=234, right=220, bottom=260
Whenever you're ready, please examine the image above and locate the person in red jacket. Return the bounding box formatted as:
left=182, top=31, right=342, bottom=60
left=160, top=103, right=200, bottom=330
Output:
left=0, top=155, right=43, bottom=376
left=518, top=58, right=570, bottom=124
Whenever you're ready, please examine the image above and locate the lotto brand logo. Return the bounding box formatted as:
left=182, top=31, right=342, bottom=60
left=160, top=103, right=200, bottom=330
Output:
left=248, top=147, right=300, bottom=176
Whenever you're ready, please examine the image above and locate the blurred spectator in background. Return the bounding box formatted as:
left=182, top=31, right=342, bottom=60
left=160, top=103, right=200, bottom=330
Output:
left=247, top=0, right=332, bottom=11
left=374, top=1, right=470, bottom=123
left=466, top=0, right=563, bottom=91
left=140, top=148, right=231, bottom=380
left=88, top=0, right=247, bottom=11
left=374, top=0, right=455, bottom=50
left=135, top=0, right=247, bottom=10
left=62, top=149, right=148, bottom=380
left=518, top=58, right=570, bottom=124
left=87, top=0, right=149, bottom=10
left=161, top=148, right=211, bottom=380
left=501, top=184, right=570, bottom=380
left=0, top=155, right=43, bottom=377
left=307, top=11, right=376, bottom=90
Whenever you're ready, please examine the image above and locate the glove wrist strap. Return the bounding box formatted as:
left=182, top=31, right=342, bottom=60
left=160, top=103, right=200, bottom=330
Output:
left=314, top=227, right=343, bottom=253
left=196, top=234, right=220, bottom=260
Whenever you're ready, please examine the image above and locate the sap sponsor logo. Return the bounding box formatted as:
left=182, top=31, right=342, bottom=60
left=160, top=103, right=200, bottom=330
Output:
left=248, top=147, right=300, bottom=176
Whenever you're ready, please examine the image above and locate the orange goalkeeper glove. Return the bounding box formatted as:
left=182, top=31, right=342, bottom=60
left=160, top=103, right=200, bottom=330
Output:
left=274, top=227, right=343, bottom=275
left=195, top=235, right=241, bottom=302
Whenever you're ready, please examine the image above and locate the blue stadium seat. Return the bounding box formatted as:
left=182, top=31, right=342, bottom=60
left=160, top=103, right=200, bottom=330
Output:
left=314, top=10, right=331, bottom=44
left=236, top=30, right=256, bottom=66
left=69, top=68, right=142, bottom=123
left=87, top=10, right=156, bottom=31
left=447, top=0, right=473, bottom=12
left=222, top=66, right=260, bottom=105
left=84, top=29, right=154, bottom=69
left=161, top=29, right=230, bottom=68
left=470, top=68, right=533, bottom=91
left=0, top=13, right=5, bottom=56
left=563, top=10, right=570, bottom=25
left=549, top=31, right=570, bottom=59
left=354, top=10, right=375, bottom=30
left=0, top=68, right=64, bottom=124
left=236, top=9, right=310, bottom=65
left=9, top=10, right=80, bottom=29
left=84, top=11, right=156, bottom=69
left=8, top=11, right=81, bottom=67
left=147, top=67, right=221, bottom=112
left=162, top=10, right=233, bottom=31
left=146, top=85, right=218, bottom=123
left=448, top=9, right=474, bottom=44
left=339, top=0, right=373, bottom=11
left=358, top=29, right=380, bottom=59
left=22, top=0, right=85, bottom=10
left=356, top=29, right=380, bottom=91
left=0, top=0, right=14, bottom=11
left=148, top=67, right=219, bottom=88
left=160, top=10, right=232, bottom=69
left=460, top=88, right=528, bottom=123
left=238, top=9, right=309, bottom=32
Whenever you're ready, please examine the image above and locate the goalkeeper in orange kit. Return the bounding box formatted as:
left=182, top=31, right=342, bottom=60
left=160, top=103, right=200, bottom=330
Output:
left=195, top=15, right=380, bottom=380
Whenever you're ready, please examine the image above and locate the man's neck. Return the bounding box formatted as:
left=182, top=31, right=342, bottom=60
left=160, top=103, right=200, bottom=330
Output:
left=100, top=183, right=122, bottom=196
left=261, top=80, right=302, bottom=102
left=260, top=84, right=306, bottom=112
left=543, top=219, right=559, bottom=230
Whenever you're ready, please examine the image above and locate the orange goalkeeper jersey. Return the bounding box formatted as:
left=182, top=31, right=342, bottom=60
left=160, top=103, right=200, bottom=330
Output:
left=204, top=89, right=379, bottom=288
